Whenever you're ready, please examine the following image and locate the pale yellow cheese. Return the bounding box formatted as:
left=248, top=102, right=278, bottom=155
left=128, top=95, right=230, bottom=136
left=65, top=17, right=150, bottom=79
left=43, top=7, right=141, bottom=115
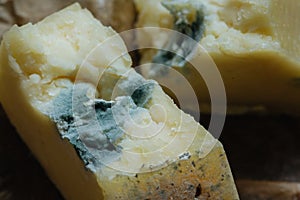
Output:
left=0, top=3, right=238, bottom=199
left=135, top=0, right=300, bottom=114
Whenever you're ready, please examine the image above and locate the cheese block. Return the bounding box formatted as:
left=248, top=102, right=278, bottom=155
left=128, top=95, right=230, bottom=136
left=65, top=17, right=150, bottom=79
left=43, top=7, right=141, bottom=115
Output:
left=0, top=3, right=238, bottom=200
left=134, top=0, right=300, bottom=114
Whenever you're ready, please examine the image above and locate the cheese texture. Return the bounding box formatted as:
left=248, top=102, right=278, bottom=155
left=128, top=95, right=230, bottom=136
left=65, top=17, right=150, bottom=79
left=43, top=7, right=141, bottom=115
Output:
left=135, top=0, right=300, bottom=114
left=0, top=3, right=238, bottom=200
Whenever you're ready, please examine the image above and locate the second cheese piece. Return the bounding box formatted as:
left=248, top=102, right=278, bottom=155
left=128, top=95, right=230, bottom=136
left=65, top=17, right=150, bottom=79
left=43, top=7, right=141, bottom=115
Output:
left=135, top=0, right=300, bottom=114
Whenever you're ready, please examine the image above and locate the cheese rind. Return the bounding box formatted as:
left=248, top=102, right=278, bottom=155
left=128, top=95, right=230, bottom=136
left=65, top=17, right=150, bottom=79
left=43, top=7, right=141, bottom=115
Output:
left=0, top=3, right=238, bottom=199
left=135, top=0, right=300, bottom=114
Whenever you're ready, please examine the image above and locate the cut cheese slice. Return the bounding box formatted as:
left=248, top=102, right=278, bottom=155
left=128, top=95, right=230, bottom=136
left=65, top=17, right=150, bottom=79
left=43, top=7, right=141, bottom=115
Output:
left=134, top=0, right=300, bottom=114
left=0, top=3, right=238, bottom=200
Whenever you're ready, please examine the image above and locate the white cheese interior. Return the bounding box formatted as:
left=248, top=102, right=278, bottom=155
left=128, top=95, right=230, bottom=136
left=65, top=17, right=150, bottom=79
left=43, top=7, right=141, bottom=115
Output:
left=1, top=2, right=216, bottom=176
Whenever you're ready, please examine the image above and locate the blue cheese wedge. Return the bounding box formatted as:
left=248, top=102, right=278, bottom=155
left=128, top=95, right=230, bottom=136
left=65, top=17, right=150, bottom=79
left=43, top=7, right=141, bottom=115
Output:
left=0, top=3, right=238, bottom=199
left=135, top=0, right=300, bottom=114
